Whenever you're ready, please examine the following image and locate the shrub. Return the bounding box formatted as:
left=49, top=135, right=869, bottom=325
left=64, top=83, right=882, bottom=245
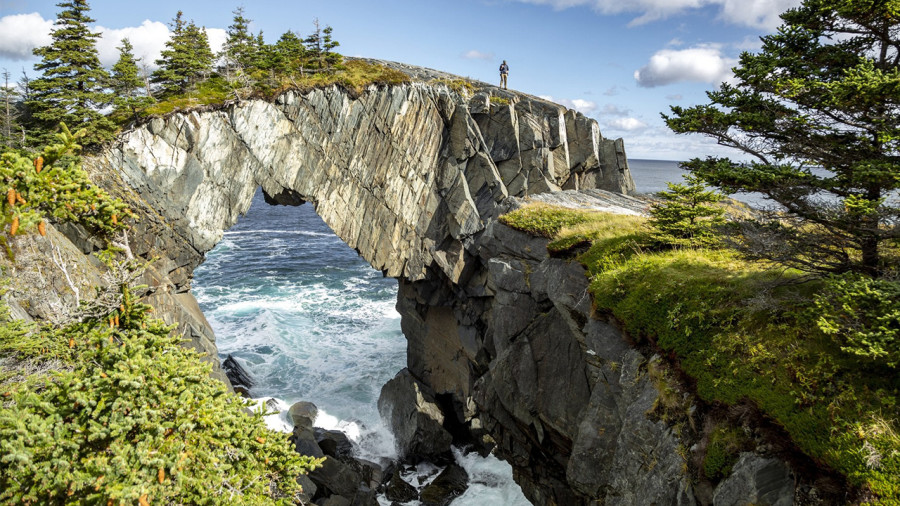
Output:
left=815, top=274, right=900, bottom=369
left=0, top=285, right=323, bottom=504
left=648, top=174, right=725, bottom=247
left=0, top=124, right=133, bottom=238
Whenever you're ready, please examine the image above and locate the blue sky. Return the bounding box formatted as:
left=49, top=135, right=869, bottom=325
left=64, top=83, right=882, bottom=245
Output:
left=0, top=0, right=800, bottom=160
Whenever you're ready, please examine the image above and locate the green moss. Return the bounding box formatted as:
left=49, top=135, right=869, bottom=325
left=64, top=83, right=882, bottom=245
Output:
left=489, top=96, right=510, bottom=106
left=144, top=61, right=410, bottom=117
left=432, top=77, right=476, bottom=96
left=703, top=425, right=748, bottom=480
left=500, top=204, right=900, bottom=503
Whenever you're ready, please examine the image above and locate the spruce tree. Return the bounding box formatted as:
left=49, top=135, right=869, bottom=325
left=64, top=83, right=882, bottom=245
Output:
left=27, top=0, right=113, bottom=147
left=664, top=0, right=900, bottom=277
left=221, top=6, right=255, bottom=77
left=152, top=12, right=214, bottom=95
left=111, top=38, right=153, bottom=122
left=321, top=25, right=341, bottom=67
left=648, top=174, right=725, bottom=248
left=274, top=30, right=305, bottom=74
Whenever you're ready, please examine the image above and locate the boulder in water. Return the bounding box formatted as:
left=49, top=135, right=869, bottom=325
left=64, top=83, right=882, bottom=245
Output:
left=315, top=428, right=355, bottom=460
left=419, top=463, right=469, bottom=506
left=378, top=368, right=453, bottom=462
left=384, top=471, right=418, bottom=503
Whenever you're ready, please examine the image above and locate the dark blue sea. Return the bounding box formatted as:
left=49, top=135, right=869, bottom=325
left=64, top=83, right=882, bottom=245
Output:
left=193, top=160, right=694, bottom=504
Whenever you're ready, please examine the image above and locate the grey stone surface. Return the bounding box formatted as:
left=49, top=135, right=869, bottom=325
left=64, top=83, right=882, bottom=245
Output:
left=377, top=369, right=453, bottom=462
left=713, top=453, right=794, bottom=506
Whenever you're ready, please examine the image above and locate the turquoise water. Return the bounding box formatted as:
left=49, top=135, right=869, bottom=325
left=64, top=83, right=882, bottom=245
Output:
left=193, top=190, right=531, bottom=504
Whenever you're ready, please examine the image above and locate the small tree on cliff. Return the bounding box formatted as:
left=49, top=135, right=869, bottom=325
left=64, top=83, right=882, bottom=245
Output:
left=663, top=0, right=900, bottom=277
left=111, top=38, right=154, bottom=121
left=649, top=174, right=726, bottom=248
left=152, top=12, right=214, bottom=95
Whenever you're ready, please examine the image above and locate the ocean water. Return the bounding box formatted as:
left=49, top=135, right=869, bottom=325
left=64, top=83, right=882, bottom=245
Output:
left=193, top=190, right=531, bottom=505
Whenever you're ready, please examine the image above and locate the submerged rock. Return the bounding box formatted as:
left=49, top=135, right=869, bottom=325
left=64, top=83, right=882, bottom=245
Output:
left=384, top=471, right=418, bottom=503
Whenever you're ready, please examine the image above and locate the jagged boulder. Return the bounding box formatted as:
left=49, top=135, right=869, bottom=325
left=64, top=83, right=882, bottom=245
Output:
left=378, top=369, right=453, bottom=462
left=419, top=464, right=469, bottom=506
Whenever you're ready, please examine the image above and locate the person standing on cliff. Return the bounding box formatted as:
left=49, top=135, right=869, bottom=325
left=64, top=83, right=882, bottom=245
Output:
left=499, top=60, right=509, bottom=89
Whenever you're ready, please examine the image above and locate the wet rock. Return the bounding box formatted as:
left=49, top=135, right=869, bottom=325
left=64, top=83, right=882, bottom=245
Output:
left=713, top=453, right=794, bottom=506
left=315, top=429, right=355, bottom=460
left=222, top=355, right=253, bottom=396
left=378, top=369, right=453, bottom=462
left=419, top=464, right=469, bottom=506
left=309, top=457, right=362, bottom=499
left=318, top=495, right=351, bottom=506
left=289, top=401, right=319, bottom=431
left=297, top=474, right=317, bottom=504
left=384, top=471, right=418, bottom=503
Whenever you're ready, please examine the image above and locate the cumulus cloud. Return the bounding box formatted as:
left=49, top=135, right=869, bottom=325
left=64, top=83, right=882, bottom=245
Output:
left=601, top=104, right=630, bottom=116
left=634, top=45, right=737, bottom=87
left=510, top=0, right=800, bottom=29
left=0, top=13, right=53, bottom=60
left=462, top=49, right=494, bottom=60
left=539, top=95, right=598, bottom=114
left=0, top=13, right=226, bottom=69
left=607, top=117, right=648, bottom=130
left=95, top=20, right=170, bottom=67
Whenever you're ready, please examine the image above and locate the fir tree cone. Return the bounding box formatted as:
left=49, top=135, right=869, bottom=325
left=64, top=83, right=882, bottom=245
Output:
left=10, top=216, right=19, bottom=236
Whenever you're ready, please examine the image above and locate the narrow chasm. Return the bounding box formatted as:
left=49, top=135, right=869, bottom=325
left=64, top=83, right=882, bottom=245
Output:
left=192, top=189, right=531, bottom=505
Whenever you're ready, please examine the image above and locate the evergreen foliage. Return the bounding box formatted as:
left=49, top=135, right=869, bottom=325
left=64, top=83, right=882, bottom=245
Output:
left=0, top=124, right=132, bottom=238
left=0, top=137, right=323, bottom=503
left=152, top=12, right=215, bottom=95
left=110, top=39, right=154, bottom=122
left=648, top=174, right=725, bottom=247
left=815, top=273, right=900, bottom=368
left=0, top=284, right=322, bottom=504
left=221, top=7, right=257, bottom=78
left=664, top=0, right=900, bottom=277
left=304, top=19, right=342, bottom=69
left=26, top=0, right=114, bottom=147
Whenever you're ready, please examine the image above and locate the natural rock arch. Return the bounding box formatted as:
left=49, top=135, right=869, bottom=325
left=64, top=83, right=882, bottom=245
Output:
left=97, top=81, right=632, bottom=285
left=86, top=75, right=639, bottom=504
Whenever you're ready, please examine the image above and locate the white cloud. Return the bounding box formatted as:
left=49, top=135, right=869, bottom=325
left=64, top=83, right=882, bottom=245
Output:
left=718, top=0, right=799, bottom=30
left=0, top=13, right=226, bottom=69
left=602, top=104, right=630, bottom=116
left=634, top=45, right=737, bottom=87
left=463, top=49, right=494, bottom=60
left=96, top=20, right=170, bottom=67
left=665, top=93, right=684, bottom=100
left=539, top=95, right=598, bottom=114
left=510, top=0, right=800, bottom=29
left=603, top=85, right=623, bottom=96
left=607, top=117, right=647, bottom=130
left=0, top=13, right=53, bottom=60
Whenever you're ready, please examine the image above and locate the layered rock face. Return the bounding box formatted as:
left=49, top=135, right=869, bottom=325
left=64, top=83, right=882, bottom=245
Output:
left=85, top=71, right=633, bottom=378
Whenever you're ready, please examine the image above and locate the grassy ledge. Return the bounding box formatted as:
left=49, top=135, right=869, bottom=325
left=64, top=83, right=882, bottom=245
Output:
left=500, top=203, right=900, bottom=504
left=141, top=60, right=410, bottom=117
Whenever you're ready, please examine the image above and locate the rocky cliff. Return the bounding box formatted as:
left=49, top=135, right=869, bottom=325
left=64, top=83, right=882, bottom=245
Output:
left=5, top=61, right=805, bottom=504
